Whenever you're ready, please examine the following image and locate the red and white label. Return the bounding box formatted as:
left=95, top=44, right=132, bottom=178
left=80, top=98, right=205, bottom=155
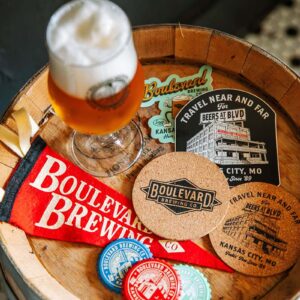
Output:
left=123, top=259, right=181, bottom=300
left=158, top=241, right=185, bottom=253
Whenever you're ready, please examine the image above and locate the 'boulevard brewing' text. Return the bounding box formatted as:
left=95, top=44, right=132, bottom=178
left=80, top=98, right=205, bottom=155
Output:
left=30, top=155, right=154, bottom=245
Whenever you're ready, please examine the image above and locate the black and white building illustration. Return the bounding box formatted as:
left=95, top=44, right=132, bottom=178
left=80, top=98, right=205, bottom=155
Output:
left=176, top=89, right=279, bottom=186
left=136, top=272, right=167, bottom=299
left=109, top=250, right=141, bottom=281
left=186, top=108, right=268, bottom=165
left=223, top=206, right=287, bottom=258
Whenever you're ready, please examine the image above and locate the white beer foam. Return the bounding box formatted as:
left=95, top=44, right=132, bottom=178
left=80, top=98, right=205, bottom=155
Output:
left=47, top=0, right=137, bottom=99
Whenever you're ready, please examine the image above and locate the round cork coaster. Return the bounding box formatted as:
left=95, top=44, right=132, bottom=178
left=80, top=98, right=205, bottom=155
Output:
left=132, top=152, right=230, bottom=240
left=209, top=182, right=300, bottom=276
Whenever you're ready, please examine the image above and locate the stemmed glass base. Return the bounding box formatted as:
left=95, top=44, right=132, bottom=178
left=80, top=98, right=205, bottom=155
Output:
left=71, top=120, right=143, bottom=177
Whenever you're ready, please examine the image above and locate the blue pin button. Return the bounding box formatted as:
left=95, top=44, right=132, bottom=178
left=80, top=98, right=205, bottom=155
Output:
left=97, top=238, right=153, bottom=293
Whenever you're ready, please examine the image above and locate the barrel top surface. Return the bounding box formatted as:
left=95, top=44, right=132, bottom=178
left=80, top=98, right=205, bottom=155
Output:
left=0, top=25, right=299, bottom=300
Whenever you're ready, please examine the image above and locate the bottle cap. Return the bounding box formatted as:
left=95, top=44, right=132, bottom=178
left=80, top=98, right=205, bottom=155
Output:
left=97, top=238, right=152, bottom=293
left=123, top=258, right=181, bottom=300
left=174, top=264, right=211, bottom=300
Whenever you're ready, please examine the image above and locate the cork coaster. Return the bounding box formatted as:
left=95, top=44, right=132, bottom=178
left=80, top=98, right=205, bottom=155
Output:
left=132, top=152, right=230, bottom=240
left=209, top=182, right=300, bottom=276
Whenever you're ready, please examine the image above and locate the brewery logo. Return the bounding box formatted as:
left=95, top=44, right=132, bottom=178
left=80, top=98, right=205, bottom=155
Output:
left=223, top=203, right=287, bottom=259
left=148, top=94, right=196, bottom=144
left=141, top=178, right=221, bottom=215
left=87, top=75, right=129, bottom=110
left=145, top=65, right=213, bottom=144
left=98, top=238, right=153, bottom=293
left=142, top=65, right=213, bottom=108
left=123, top=259, right=181, bottom=300
left=176, top=89, right=279, bottom=186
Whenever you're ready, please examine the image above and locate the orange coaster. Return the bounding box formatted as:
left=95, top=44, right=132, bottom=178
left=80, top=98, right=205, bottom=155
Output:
left=132, top=152, right=230, bottom=240
left=209, top=182, right=300, bottom=276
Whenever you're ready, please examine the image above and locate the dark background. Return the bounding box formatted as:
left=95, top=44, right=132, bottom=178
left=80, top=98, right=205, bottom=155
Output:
left=176, top=90, right=279, bottom=186
left=0, top=0, right=290, bottom=119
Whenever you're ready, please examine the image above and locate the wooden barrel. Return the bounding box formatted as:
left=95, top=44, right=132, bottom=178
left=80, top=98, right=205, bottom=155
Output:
left=0, top=25, right=299, bottom=300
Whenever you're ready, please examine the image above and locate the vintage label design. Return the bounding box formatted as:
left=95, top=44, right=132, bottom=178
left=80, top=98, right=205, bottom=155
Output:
left=98, top=238, right=152, bottom=293
left=123, top=259, right=181, bottom=300
left=176, top=89, right=279, bottom=186
left=209, top=183, right=300, bottom=276
left=142, top=65, right=213, bottom=108
left=144, top=66, right=213, bottom=144
left=141, top=178, right=221, bottom=215
left=132, top=152, right=230, bottom=240
left=223, top=202, right=287, bottom=258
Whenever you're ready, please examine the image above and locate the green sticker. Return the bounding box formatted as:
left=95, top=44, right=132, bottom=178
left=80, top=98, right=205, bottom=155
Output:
left=148, top=98, right=174, bottom=143
left=174, top=265, right=211, bottom=300
left=146, top=65, right=213, bottom=143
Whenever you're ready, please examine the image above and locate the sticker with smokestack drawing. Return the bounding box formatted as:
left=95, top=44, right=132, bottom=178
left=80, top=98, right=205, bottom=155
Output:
left=143, top=65, right=213, bottom=143
left=175, top=89, right=279, bottom=186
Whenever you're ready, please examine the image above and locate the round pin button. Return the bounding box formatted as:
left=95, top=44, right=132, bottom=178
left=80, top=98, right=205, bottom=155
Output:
left=123, top=258, right=181, bottom=300
left=174, top=265, right=211, bottom=300
left=97, top=238, right=152, bottom=293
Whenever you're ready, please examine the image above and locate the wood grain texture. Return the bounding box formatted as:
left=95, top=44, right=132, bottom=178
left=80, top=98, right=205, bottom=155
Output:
left=0, top=223, right=77, bottom=300
left=262, top=258, right=300, bottom=300
left=0, top=25, right=299, bottom=300
left=279, top=78, right=300, bottom=128
left=0, top=143, right=18, bottom=169
left=241, top=46, right=297, bottom=101
left=207, top=31, right=252, bottom=74
left=0, top=163, right=13, bottom=188
left=133, top=25, right=175, bottom=60
left=24, top=69, right=50, bottom=113
left=175, top=26, right=212, bottom=62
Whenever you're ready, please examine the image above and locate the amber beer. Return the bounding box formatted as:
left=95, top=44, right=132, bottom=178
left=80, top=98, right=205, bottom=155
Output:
left=48, top=63, right=144, bottom=135
left=46, top=0, right=144, bottom=135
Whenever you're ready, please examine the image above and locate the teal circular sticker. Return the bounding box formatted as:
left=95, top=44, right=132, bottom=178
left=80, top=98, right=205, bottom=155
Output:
left=174, top=265, right=211, bottom=300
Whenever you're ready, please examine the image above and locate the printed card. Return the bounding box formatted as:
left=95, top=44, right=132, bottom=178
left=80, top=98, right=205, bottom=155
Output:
left=175, top=89, right=280, bottom=186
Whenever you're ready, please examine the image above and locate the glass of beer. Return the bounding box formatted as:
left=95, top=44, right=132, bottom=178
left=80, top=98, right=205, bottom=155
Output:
left=46, top=0, right=144, bottom=177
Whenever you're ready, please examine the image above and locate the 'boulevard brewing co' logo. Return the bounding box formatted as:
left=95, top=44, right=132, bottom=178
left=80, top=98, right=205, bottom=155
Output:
left=141, top=178, right=221, bottom=215
left=142, top=66, right=212, bottom=108
left=143, top=66, right=213, bottom=144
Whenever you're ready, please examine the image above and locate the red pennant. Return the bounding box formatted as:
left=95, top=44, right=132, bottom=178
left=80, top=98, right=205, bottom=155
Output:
left=1, top=137, right=232, bottom=273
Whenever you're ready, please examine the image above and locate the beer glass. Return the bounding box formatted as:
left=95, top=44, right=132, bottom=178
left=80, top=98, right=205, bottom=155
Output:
left=46, top=0, right=144, bottom=176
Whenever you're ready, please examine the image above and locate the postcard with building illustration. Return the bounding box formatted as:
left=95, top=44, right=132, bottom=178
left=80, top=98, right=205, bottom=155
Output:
left=175, top=89, right=280, bottom=186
